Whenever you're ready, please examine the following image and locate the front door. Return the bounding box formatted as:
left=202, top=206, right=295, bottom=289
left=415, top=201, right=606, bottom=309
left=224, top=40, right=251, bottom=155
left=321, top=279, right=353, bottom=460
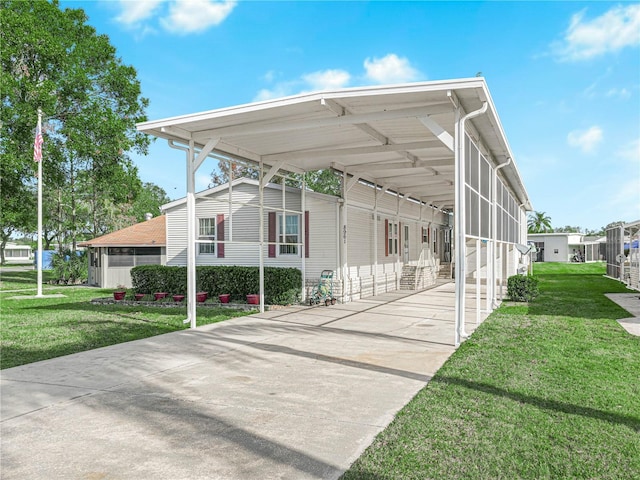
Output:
left=403, top=225, right=410, bottom=263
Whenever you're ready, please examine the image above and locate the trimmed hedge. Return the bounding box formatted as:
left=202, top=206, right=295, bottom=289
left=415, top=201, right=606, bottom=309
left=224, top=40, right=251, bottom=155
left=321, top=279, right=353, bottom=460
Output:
left=130, top=265, right=301, bottom=305
left=507, top=274, right=539, bottom=302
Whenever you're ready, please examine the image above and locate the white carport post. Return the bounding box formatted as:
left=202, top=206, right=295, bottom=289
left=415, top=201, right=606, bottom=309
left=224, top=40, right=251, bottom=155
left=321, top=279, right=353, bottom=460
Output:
left=301, top=176, right=306, bottom=302
left=476, top=238, right=481, bottom=325
left=341, top=170, right=349, bottom=303
left=340, top=170, right=362, bottom=302
left=183, top=136, right=220, bottom=329
left=453, top=106, right=464, bottom=346
left=373, top=186, right=379, bottom=296
left=259, top=160, right=284, bottom=313
left=454, top=101, right=487, bottom=346
left=186, top=139, right=197, bottom=328
left=492, top=157, right=511, bottom=308
left=258, top=161, right=265, bottom=314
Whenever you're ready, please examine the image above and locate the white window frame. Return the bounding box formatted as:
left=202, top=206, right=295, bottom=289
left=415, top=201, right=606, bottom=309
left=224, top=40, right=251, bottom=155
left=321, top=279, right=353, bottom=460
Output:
left=278, top=213, right=300, bottom=256
left=198, top=218, right=216, bottom=255
left=388, top=221, right=399, bottom=256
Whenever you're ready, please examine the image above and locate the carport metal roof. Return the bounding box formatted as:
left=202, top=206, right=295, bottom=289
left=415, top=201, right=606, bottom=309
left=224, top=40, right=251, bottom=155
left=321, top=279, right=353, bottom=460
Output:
left=138, top=77, right=532, bottom=345
left=138, top=77, right=531, bottom=211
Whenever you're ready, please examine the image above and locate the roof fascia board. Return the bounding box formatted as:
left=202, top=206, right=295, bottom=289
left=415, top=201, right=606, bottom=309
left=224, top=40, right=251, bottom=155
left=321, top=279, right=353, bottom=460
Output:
left=137, top=78, right=484, bottom=133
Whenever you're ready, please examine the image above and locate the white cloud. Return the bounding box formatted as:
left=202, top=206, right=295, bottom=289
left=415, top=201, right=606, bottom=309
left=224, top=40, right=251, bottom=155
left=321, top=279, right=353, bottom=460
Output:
left=617, top=138, right=640, bottom=162
left=161, top=0, right=236, bottom=34
left=302, top=70, right=351, bottom=91
left=115, top=0, right=163, bottom=25
left=363, top=54, right=421, bottom=84
left=253, top=53, right=421, bottom=101
left=553, top=4, right=640, bottom=61
left=607, top=177, right=640, bottom=220
left=605, top=87, right=632, bottom=99
left=114, top=0, right=236, bottom=34
left=254, top=84, right=297, bottom=102
left=262, top=70, right=277, bottom=83
left=567, top=126, right=603, bottom=153
left=253, top=69, right=350, bottom=102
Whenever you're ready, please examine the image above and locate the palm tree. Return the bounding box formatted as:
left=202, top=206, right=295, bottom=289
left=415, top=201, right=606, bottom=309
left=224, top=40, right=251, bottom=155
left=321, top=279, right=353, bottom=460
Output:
left=528, top=211, right=552, bottom=233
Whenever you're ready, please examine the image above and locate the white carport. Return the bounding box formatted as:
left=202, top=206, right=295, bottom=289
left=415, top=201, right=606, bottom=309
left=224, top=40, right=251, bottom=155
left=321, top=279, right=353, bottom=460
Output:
left=137, top=78, right=532, bottom=345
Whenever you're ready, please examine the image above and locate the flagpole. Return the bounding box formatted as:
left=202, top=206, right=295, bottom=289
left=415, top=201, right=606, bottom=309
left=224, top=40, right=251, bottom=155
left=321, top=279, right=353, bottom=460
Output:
left=36, top=108, right=43, bottom=297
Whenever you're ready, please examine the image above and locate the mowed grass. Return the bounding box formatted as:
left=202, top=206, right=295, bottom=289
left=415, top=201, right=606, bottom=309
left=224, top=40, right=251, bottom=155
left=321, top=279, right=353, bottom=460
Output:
left=0, top=269, right=253, bottom=369
left=342, top=263, right=640, bottom=479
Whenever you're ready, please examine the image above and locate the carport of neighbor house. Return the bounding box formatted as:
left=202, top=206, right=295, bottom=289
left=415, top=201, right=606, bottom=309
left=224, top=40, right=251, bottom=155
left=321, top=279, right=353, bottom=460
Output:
left=1, top=283, right=486, bottom=480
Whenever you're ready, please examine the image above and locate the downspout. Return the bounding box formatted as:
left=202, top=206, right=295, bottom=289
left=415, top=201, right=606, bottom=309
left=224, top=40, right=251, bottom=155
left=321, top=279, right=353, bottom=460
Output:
left=454, top=101, right=488, bottom=346
left=168, top=139, right=197, bottom=329
left=492, top=157, right=511, bottom=309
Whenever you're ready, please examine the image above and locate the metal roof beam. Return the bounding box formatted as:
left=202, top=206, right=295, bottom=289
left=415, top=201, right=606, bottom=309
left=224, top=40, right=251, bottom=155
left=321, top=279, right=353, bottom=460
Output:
left=261, top=159, right=286, bottom=185
left=262, top=140, right=442, bottom=163
left=194, top=137, right=220, bottom=170
left=346, top=173, right=362, bottom=192
left=398, top=179, right=453, bottom=189
left=419, top=115, right=454, bottom=152
left=320, top=97, right=345, bottom=117
left=375, top=171, right=438, bottom=182
left=347, top=161, right=416, bottom=173
left=354, top=123, right=389, bottom=145
left=423, top=194, right=454, bottom=203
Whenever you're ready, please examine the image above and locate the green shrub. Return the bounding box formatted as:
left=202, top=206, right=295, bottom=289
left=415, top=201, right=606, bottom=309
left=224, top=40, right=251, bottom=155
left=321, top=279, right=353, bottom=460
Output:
left=131, top=265, right=301, bottom=305
left=51, top=249, right=88, bottom=284
left=507, top=274, right=539, bottom=302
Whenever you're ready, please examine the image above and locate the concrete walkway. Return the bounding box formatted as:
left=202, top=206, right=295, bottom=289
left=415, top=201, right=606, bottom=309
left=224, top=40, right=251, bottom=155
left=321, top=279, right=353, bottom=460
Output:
left=606, top=292, right=640, bottom=336
left=1, top=282, right=483, bottom=480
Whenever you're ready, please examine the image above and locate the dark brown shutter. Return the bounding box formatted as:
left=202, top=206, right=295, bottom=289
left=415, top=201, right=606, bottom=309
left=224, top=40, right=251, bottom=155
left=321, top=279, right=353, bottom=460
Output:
left=268, top=211, right=276, bottom=258
left=216, top=214, right=225, bottom=258
left=385, top=219, right=389, bottom=257
left=305, top=211, right=310, bottom=258
left=398, top=222, right=401, bottom=256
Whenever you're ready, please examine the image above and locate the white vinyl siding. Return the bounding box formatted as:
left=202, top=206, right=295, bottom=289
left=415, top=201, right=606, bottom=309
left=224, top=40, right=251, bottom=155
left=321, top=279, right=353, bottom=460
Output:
left=163, top=180, right=338, bottom=279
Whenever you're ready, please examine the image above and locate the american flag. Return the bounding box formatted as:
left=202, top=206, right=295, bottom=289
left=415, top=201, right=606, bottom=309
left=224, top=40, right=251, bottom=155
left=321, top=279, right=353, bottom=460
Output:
left=33, top=119, right=43, bottom=162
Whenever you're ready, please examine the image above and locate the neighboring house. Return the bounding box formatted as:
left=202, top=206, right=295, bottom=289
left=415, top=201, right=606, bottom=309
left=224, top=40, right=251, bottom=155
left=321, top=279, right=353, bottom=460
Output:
left=161, top=178, right=451, bottom=300
left=79, top=215, right=166, bottom=288
left=2, top=243, right=32, bottom=264
left=605, top=220, right=640, bottom=291
left=527, top=233, right=602, bottom=263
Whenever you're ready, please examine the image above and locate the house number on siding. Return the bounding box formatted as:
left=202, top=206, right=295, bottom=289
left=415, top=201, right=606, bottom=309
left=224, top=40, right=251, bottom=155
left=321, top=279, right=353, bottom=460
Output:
left=343, top=225, right=347, bottom=244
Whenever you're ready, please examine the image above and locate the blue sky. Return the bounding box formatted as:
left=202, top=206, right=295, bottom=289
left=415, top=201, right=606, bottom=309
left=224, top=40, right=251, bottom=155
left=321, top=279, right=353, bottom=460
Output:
left=62, top=0, right=640, bottom=232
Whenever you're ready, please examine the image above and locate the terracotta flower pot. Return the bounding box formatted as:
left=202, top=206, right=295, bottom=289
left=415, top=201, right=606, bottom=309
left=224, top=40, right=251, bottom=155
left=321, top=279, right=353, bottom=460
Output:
left=134, top=293, right=145, bottom=301
left=172, top=294, right=185, bottom=302
left=113, top=291, right=126, bottom=301
left=246, top=294, right=260, bottom=305
left=154, top=292, right=168, bottom=301
left=196, top=291, right=208, bottom=303
left=219, top=294, right=231, bottom=303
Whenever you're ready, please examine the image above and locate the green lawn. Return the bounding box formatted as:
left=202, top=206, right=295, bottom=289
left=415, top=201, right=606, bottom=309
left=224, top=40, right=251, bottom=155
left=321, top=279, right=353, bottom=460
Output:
left=342, top=262, right=640, bottom=479
left=0, top=269, right=253, bottom=369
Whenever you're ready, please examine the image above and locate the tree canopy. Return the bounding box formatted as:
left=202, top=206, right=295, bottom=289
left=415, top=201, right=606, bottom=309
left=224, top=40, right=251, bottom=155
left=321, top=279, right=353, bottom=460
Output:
left=527, top=211, right=552, bottom=233
left=1, top=0, right=152, bottom=254
left=209, top=159, right=341, bottom=197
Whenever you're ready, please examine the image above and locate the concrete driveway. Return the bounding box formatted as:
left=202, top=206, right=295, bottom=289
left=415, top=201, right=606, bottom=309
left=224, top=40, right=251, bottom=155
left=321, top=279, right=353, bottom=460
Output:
left=1, top=282, right=482, bottom=480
